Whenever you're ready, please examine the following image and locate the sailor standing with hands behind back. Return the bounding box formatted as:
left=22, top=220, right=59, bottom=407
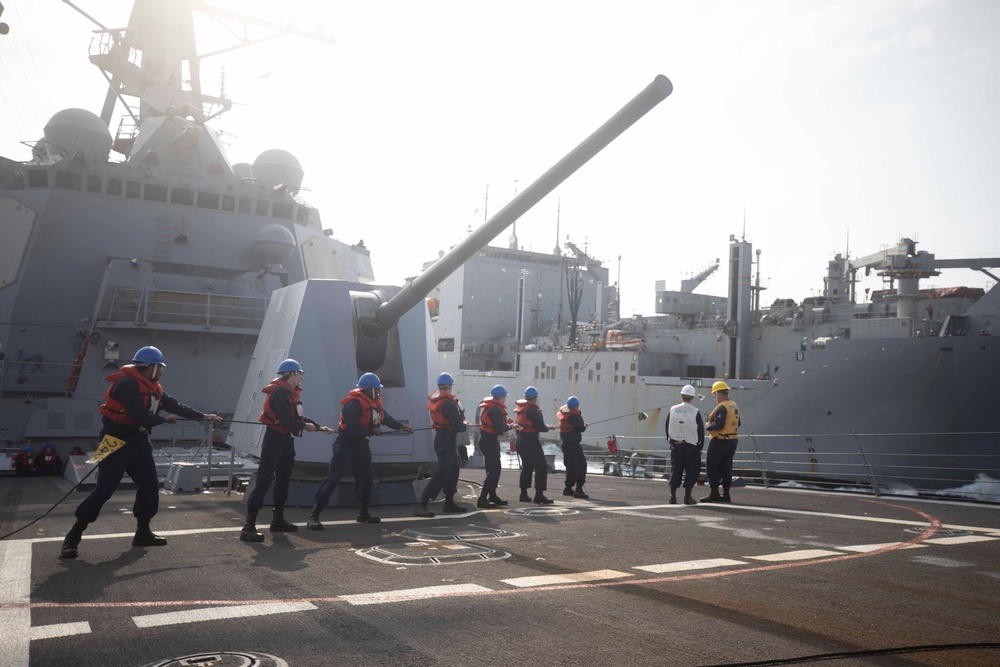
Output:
left=665, top=384, right=705, bottom=505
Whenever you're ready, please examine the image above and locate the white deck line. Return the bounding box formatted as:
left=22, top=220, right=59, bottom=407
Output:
left=340, top=584, right=492, bottom=606
left=501, top=569, right=633, bottom=588
left=633, top=558, right=747, bottom=573
left=133, top=601, right=318, bottom=628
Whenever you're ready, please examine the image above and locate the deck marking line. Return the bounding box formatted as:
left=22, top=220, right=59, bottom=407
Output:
left=633, top=558, right=746, bottom=573
left=746, top=549, right=843, bottom=562
left=922, top=535, right=1000, bottom=545
left=0, top=541, right=32, bottom=665
left=341, top=584, right=492, bottom=606
left=29, top=621, right=92, bottom=640
left=502, top=569, right=633, bottom=588
left=837, top=542, right=928, bottom=552
left=133, top=601, right=317, bottom=628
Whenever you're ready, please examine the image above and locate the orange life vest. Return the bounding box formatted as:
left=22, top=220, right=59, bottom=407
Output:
left=98, top=365, right=163, bottom=426
left=557, top=405, right=583, bottom=433
left=427, top=390, right=463, bottom=430
left=258, top=377, right=303, bottom=434
left=478, top=398, right=508, bottom=435
left=514, top=399, right=540, bottom=433
left=338, top=388, right=384, bottom=433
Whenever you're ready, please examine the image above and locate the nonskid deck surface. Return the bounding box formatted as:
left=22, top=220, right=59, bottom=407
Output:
left=2, top=473, right=999, bottom=667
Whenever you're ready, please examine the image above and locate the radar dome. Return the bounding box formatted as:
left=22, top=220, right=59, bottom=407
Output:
left=252, top=149, right=304, bottom=189
left=43, top=108, right=112, bottom=162
left=232, top=162, right=253, bottom=179
left=253, top=224, right=296, bottom=265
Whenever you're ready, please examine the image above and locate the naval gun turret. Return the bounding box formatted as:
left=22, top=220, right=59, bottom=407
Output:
left=227, top=76, right=673, bottom=484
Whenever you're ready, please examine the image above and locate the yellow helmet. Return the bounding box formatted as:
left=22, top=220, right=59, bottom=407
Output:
left=711, top=381, right=730, bottom=393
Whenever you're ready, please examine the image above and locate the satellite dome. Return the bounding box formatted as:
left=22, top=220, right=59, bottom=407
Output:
left=232, top=162, right=253, bottom=179
left=251, top=149, right=303, bottom=189
left=43, top=108, right=112, bottom=162
left=253, top=224, right=296, bottom=265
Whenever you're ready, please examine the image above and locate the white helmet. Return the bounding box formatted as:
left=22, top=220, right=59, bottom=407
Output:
left=680, top=384, right=697, bottom=397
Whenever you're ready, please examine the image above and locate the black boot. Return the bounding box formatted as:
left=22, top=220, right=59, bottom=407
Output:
left=573, top=484, right=589, bottom=499
left=700, top=486, right=722, bottom=503
left=357, top=505, right=381, bottom=523
left=720, top=488, right=732, bottom=503
left=413, top=498, right=434, bottom=518
left=684, top=490, right=697, bottom=505
left=306, top=505, right=323, bottom=531
left=132, top=519, right=167, bottom=547
left=59, top=519, right=88, bottom=559
left=562, top=485, right=574, bottom=496
left=488, top=493, right=508, bottom=506
left=442, top=496, right=470, bottom=513
left=269, top=506, right=298, bottom=532
left=518, top=489, right=532, bottom=503
left=533, top=491, right=554, bottom=505
left=477, top=490, right=497, bottom=509
left=668, top=489, right=678, bottom=504
left=240, top=509, right=265, bottom=542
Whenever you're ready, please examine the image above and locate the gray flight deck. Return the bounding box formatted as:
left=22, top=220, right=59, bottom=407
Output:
left=2, top=473, right=999, bottom=666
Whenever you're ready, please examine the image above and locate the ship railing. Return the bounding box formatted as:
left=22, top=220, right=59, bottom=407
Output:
left=585, top=431, right=1000, bottom=503
left=0, top=358, right=79, bottom=398
left=101, top=287, right=269, bottom=333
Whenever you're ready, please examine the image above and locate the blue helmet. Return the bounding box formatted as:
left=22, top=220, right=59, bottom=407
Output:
left=357, top=372, right=383, bottom=389
left=277, top=359, right=304, bottom=374
left=490, top=384, right=508, bottom=398
left=567, top=396, right=580, bottom=409
left=524, top=386, right=539, bottom=398
left=436, top=372, right=455, bottom=386
left=132, top=346, right=166, bottom=367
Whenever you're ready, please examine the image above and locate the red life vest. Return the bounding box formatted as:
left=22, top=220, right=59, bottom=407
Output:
left=607, top=436, right=619, bottom=453
left=258, top=377, right=303, bottom=434
left=39, top=450, right=59, bottom=467
left=338, top=388, right=384, bottom=433
left=478, top=398, right=508, bottom=435
left=514, top=399, right=540, bottom=433
left=557, top=405, right=582, bottom=433
left=427, top=390, right=463, bottom=430
left=98, top=365, right=164, bottom=426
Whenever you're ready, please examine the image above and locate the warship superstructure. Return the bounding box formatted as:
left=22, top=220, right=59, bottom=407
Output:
left=432, top=235, right=1000, bottom=493
left=0, top=1, right=372, bottom=457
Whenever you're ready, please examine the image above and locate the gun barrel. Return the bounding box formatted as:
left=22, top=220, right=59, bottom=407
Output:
left=375, top=74, right=673, bottom=331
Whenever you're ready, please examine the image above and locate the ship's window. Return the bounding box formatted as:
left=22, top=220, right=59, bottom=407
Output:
left=588, top=370, right=594, bottom=381
left=106, top=177, right=122, bottom=196
left=567, top=368, right=573, bottom=380
left=255, top=199, right=269, bottom=216
left=86, top=174, right=103, bottom=193
left=296, top=207, right=309, bottom=223
left=170, top=187, right=194, bottom=206
left=125, top=180, right=141, bottom=198
left=221, top=194, right=236, bottom=212
left=534, top=367, right=540, bottom=380
left=630, top=376, right=635, bottom=384
left=596, top=362, right=601, bottom=371
left=631, top=362, right=636, bottom=372
left=143, top=183, right=168, bottom=202
left=197, top=191, right=220, bottom=209
left=614, top=361, right=620, bottom=372
left=55, top=170, right=82, bottom=190
left=238, top=197, right=252, bottom=214
left=28, top=169, right=48, bottom=187
left=614, top=374, right=618, bottom=384
left=437, top=338, right=455, bottom=352
left=272, top=202, right=293, bottom=219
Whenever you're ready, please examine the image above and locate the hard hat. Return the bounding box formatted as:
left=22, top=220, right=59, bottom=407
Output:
left=680, top=384, right=697, bottom=397
left=567, top=396, right=580, bottom=408
left=132, top=346, right=166, bottom=367
left=357, top=372, right=383, bottom=389
left=436, top=372, right=454, bottom=386
left=490, top=384, right=508, bottom=398
left=711, top=381, right=730, bottom=393
left=524, top=386, right=539, bottom=398
left=277, top=359, right=304, bottom=374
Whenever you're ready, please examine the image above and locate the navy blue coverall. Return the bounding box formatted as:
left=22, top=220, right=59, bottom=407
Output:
left=246, top=385, right=319, bottom=511
left=517, top=405, right=550, bottom=492
left=75, top=378, right=205, bottom=524
left=421, top=398, right=467, bottom=502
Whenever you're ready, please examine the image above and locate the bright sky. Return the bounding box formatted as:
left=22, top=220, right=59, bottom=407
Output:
left=2, top=0, right=998, bottom=315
